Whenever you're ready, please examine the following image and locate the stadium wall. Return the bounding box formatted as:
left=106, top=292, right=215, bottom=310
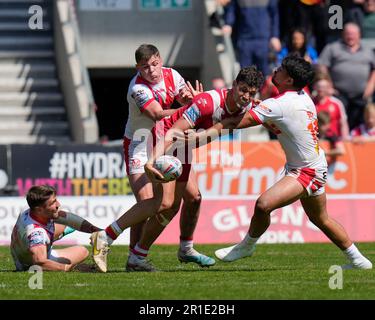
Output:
left=75, top=0, right=205, bottom=68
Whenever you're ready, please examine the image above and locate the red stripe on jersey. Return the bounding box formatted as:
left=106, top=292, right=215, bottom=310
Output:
left=162, top=68, right=176, bottom=107
left=135, top=74, right=149, bottom=86
left=248, top=109, right=263, bottom=124
left=216, top=89, right=225, bottom=108
left=140, top=98, right=155, bottom=112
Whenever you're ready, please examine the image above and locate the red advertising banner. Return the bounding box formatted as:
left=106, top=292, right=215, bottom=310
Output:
left=0, top=196, right=373, bottom=245
left=1, top=141, right=374, bottom=197
left=191, top=141, right=375, bottom=195
left=156, top=196, right=375, bottom=244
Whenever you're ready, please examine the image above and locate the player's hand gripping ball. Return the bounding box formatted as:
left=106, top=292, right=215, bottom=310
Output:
left=154, top=155, right=183, bottom=181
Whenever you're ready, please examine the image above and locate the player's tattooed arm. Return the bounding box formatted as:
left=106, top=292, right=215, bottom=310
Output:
left=56, top=211, right=102, bottom=233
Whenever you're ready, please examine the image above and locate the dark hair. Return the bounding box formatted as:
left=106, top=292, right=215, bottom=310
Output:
left=287, top=28, right=307, bottom=58
left=236, top=66, right=264, bottom=90
left=26, top=185, right=56, bottom=209
left=282, top=54, right=314, bottom=89
left=135, top=44, right=160, bottom=64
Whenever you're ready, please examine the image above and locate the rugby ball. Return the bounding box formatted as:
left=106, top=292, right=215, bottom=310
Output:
left=154, top=155, right=183, bottom=181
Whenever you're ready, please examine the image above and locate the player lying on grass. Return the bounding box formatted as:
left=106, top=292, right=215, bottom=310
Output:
left=90, top=66, right=264, bottom=272
left=176, top=55, right=372, bottom=270
left=10, top=185, right=102, bottom=272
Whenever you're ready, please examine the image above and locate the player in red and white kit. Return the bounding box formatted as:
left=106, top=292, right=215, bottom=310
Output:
left=90, top=66, right=264, bottom=272
left=186, top=56, right=372, bottom=269
left=100, top=44, right=210, bottom=271
left=11, top=185, right=101, bottom=272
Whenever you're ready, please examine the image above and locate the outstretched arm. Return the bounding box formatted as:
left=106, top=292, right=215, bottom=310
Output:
left=55, top=211, right=102, bottom=233
left=187, top=111, right=260, bottom=147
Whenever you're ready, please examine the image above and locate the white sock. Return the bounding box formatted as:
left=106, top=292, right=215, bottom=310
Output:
left=241, top=233, right=259, bottom=246
left=180, top=239, right=193, bottom=252
left=132, top=243, right=149, bottom=259
left=343, top=243, right=364, bottom=261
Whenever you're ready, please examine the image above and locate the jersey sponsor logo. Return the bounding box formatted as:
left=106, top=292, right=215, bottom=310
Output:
left=132, top=89, right=149, bottom=107
left=184, top=104, right=200, bottom=124
left=129, top=158, right=142, bottom=169
left=197, top=98, right=207, bottom=105
left=28, top=230, right=46, bottom=246
left=153, top=88, right=167, bottom=103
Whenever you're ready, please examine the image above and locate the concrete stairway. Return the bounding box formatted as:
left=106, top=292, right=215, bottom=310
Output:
left=0, top=0, right=71, bottom=144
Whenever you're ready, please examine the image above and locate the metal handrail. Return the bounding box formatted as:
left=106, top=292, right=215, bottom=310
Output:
left=215, top=4, right=239, bottom=83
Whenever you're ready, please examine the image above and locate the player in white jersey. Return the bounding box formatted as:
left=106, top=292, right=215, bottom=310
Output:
left=11, top=185, right=101, bottom=272
left=122, top=44, right=212, bottom=271
left=186, top=55, right=372, bottom=269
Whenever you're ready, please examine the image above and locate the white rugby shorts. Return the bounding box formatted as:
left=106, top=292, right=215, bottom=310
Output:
left=285, top=164, right=327, bottom=197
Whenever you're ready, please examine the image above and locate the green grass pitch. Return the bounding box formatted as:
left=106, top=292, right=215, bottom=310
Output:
left=0, top=243, right=374, bottom=300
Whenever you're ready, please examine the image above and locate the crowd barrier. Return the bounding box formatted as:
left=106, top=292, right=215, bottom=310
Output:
left=0, top=142, right=374, bottom=244
left=1, top=195, right=374, bottom=245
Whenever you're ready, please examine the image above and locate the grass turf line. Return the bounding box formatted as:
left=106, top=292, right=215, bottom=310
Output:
left=0, top=243, right=374, bottom=299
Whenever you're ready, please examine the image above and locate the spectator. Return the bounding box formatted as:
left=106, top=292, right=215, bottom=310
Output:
left=313, top=77, right=350, bottom=140
left=313, top=63, right=331, bottom=82
left=278, top=28, right=318, bottom=65
left=350, top=102, right=375, bottom=143
left=319, top=22, right=375, bottom=130
left=347, top=0, right=375, bottom=39
left=222, top=0, right=281, bottom=76
left=317, top=111, right=346, bottom=166
left=362, top=0, right=375, bottom=38
left=279, top=0, right=331, bottom=54
left=210, top=0, right=232, bottom=28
